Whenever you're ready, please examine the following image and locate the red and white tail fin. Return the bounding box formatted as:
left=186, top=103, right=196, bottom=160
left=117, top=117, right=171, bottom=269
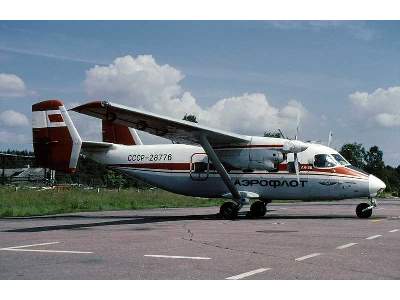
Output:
left=102, top=120, right=143, bottom=145
left=32, top=99, right=82, bottom=173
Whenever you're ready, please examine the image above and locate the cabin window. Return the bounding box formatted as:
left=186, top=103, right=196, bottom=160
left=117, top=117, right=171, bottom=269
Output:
left=331, top=154, right=350, bottom=166
left=313, top=154, right=336, bottom=168
left=192, top=162, right=208, bottom=173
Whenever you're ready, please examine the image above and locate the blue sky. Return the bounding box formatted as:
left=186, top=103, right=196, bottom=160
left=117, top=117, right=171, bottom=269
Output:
left=1, top=21, right=400, bottom=165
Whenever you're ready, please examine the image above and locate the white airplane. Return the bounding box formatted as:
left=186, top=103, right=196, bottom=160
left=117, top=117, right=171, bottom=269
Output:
left=31, top=99, right=386, bottom=219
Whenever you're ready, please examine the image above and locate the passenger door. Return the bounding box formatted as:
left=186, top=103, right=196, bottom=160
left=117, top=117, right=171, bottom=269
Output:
left=190, top=153, right=209, bottom=181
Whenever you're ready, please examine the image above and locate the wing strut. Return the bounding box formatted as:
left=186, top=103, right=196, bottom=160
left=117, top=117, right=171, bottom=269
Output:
left=199, top=135, right=241, bottom=204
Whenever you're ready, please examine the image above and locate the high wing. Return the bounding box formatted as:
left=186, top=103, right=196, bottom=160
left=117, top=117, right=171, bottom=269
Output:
left=72, top=101, right=250, bottom=146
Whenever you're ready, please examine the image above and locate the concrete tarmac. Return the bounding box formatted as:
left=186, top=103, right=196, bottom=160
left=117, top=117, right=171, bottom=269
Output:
left=0, top=198, right=399, bottom=279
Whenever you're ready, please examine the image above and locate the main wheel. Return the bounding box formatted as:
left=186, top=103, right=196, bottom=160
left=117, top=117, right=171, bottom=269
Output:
left=219, top=202, right=239, bottom=220
left=356, top=203, right=373, bottom=218
left=250, top=200, right=267, bottom=218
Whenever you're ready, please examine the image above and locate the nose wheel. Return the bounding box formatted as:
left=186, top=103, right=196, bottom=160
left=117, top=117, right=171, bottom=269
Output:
left=356, top=198, right=376, bottom=218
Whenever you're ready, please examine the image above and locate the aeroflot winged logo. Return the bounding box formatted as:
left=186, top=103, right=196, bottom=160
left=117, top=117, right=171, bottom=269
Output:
left=234, top=179, right=308, bottom=188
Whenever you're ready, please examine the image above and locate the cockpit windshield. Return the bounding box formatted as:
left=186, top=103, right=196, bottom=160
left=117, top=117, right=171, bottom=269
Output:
left=331, top=154, right=350, bottom=166
left=314, top=154, right=337, bottom=168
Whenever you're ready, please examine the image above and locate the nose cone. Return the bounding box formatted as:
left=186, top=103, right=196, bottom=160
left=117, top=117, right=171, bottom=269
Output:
left=369, top=174, right=386, bottom=197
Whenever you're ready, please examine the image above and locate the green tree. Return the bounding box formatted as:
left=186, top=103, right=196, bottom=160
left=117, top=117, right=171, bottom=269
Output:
left=365, top=145, right=385, bottom=178
left=183, top=114, right=198, bottom=123
left=339, top=143, right=366, bottom=169
left=104, top=169, right=126, bottom=189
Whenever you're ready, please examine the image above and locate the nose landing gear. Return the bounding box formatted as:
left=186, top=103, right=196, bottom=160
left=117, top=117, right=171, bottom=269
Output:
left=356, top=198, right=377, bottom=218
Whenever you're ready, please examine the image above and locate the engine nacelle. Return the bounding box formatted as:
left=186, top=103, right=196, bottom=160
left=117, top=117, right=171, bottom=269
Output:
left=217, top=148, right=284, bottom=171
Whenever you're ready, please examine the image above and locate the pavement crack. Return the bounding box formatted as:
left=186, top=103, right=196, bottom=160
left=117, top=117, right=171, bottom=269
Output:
left=181, top=237, right=288, bottom=260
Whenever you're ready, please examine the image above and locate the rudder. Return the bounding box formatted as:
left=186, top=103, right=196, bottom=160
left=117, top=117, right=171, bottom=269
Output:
left=32, top=99, right=82, bottom=173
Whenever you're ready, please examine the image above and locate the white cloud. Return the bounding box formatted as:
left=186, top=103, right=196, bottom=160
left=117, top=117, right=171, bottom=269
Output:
left=0, top=73, right=27, bottom=97
left=0, top=130, right=29, bottom=144
left=84, top=55, right=306, bottom=136
left=0, top=110, right=29, bottom=127
left=374, top=113, right=400, bottom=127
left=349, top=86, right=400, bottom=127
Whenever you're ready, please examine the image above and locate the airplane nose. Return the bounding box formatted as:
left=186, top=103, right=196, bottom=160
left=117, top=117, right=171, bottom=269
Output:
left=369, top=174, right=386, bottom=197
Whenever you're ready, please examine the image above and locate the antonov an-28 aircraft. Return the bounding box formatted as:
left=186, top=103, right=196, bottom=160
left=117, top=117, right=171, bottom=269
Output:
left=32, top=99, right=386, bottom=219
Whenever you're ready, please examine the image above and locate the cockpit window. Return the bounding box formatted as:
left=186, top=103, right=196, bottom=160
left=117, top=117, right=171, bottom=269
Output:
left=314, top=154, right=337, bottom=168
left=331, top=154, right=350, bottom=166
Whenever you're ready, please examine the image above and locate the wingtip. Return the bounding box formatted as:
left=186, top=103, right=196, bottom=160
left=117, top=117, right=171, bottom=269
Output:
left=71, top=100, right=109, bottom=112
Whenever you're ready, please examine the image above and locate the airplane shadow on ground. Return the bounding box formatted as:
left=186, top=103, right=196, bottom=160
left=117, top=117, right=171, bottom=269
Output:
left=3, top=213, right=361, bottom=233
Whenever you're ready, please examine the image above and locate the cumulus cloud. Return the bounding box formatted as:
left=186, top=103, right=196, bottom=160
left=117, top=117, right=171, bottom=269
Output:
left=0, top=110, right=29, bottom=127
left=0, top=73, right=27, bottom=97
left=84, top=55, right=306, bottom=136
left=349, top=86, right=400, bottom=127
left=0, top=130, right=29, bottom=144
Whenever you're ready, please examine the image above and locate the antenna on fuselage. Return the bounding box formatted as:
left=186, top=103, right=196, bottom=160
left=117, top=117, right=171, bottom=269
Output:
left=327, top=131, right=333, bottom=147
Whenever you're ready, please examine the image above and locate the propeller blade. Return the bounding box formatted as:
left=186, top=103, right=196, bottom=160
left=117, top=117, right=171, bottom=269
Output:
left=295, top=111, right=301, bottom=140
left=294, top=153, right=300, bottom=183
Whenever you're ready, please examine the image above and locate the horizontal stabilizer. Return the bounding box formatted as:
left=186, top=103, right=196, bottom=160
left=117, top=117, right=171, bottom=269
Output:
left=82, top=141, right=114, bottom=150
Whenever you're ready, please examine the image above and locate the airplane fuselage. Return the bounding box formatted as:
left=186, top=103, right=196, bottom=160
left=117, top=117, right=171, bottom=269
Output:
left=85, top=138, right=373, bottom=201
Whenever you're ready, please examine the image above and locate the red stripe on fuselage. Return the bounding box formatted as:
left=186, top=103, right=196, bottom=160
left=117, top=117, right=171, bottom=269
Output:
left=278, top=163, right=368, bottom=178
left=109, top=162, right=191, bottom=170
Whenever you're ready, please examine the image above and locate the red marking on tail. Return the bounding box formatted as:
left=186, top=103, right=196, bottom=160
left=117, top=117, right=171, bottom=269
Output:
left=32, top=99, right=81, bottom=174
left=32, top=99, right=63, bottom=111
left=48, top=114, right=64, bottom=122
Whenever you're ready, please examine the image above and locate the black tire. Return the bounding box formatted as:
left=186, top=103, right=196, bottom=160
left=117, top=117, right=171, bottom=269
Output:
left=250, top=200, right=267, bottom=218
left=219, top=202, right=239, bottom=220
left=356, top=203, right=373, bottom=218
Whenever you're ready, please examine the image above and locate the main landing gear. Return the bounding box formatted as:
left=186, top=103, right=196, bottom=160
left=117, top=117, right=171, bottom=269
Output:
left=249, top=200, right=267, bottom=218
left=356, top=198, right=376, bottom=219
left=219, top=202, right=240, bottom=220
left=219, top=200, right=267, bottom=219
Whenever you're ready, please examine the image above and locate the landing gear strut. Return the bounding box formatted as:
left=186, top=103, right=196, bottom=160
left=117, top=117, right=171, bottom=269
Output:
left=249, top=200, right=267, bottom=218
left=356, top=198, right=376, bottom=219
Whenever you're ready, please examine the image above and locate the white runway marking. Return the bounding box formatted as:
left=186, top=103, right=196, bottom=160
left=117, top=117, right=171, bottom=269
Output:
left=295, top=253, right=322, bottom=261
left=0, top=242, right=60, bottom=250
left=0, top=241, right=92, bottom=254
left=366, top=235, right=382, bottom=240
left=336, top=243, right=358, bottom=250
left=144, top=255, right=211, bottom=260
left=226, top=268, right=271, bottom=280
left=0, top=248, right=93, bottom=254
left=389, top=229, right=399, bottom=233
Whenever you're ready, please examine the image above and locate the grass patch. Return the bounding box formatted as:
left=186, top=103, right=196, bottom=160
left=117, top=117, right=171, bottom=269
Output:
left=0, top=187, right=224, bottom=217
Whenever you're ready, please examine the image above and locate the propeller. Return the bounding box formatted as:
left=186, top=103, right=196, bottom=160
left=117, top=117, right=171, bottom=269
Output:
left=294, top=111, right=301, bottom=182
left=294, top=152, right=300, bottom=183
left=294, top=111, right=301, bottom=140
